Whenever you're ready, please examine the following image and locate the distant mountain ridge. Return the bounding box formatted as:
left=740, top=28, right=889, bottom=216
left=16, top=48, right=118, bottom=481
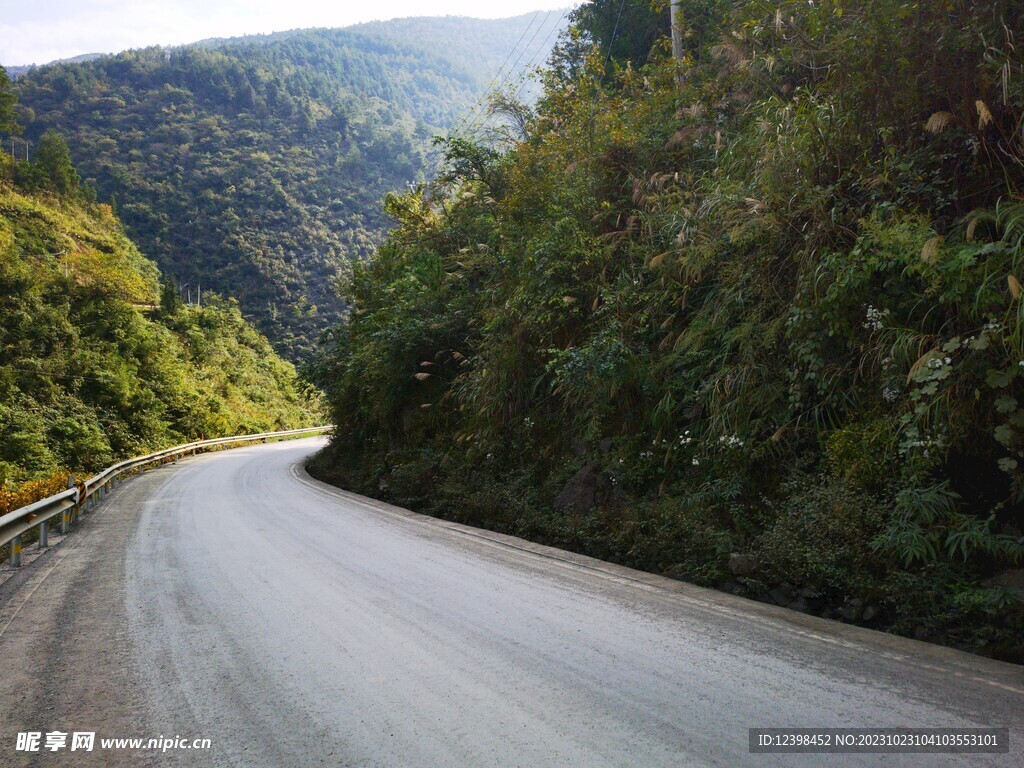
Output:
left=7, top=53, right=109, bottom=78
left=10, top=11, right=569, bottom=359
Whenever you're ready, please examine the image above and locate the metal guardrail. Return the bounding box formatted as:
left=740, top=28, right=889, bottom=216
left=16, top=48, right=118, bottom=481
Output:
left=0, top=426, right=331, bottom=566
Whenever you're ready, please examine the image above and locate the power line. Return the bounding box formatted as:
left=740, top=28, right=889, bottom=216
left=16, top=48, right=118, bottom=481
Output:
left=450, top=11, right=544, bottom=141
left=474, top=10, right=557, bottom=131
left=466, top=8, right=571, bottom=143
left=606, top=0, right=628, bottom=68
left=511, top=8, right=572, bottom=107
left=452, top=14, right=544, bottom=140
left=455, top=9, right=558, bottom=142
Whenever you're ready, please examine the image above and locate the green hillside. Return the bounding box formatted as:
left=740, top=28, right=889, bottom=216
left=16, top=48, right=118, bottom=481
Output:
left=10, top=13, right=568, bottom=359
left=0, top=144, right=315, bottom=487
left=309, top=0, right=1024, bottom=660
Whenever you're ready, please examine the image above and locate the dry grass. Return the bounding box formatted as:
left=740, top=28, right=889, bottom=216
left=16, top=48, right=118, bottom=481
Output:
left=0, top=472, right=71, bottom=516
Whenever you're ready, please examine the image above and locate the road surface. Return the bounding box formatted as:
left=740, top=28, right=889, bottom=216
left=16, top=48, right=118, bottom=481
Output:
left=0, top=438, right=1021, bottom=766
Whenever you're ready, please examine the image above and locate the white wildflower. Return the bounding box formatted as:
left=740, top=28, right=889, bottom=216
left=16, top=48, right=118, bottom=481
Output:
left=863, top=305, right=891, bottom=331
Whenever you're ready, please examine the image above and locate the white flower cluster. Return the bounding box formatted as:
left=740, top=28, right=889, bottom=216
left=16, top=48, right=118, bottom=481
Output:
left=902, top=434, right=944, bottom=459
left=719, top=435, right=744, bottom=449
left=678, top=430, right=694, bottom=446
left=523, top=417, right=534, bottom=428
left=882, top=386, right=899, bottom=403
left=926, top=356, right=952, bottom=370
left=640, top=450, right=654, bottom=460
left=863, top=305, right=891, bottom=331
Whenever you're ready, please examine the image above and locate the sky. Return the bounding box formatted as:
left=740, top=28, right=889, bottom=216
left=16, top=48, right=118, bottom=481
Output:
left=1, top=1, right=577, bottom=67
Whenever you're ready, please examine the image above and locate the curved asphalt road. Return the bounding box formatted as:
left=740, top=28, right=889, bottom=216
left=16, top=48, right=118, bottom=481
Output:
left=0, top=437, right=1021, bottom=767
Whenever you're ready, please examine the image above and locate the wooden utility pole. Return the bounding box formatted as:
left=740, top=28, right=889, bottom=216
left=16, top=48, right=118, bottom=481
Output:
left=670, top=0, right=685, bottom=92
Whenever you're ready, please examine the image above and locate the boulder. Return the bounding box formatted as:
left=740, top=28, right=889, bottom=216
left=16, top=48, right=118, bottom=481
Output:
left=838, top=598, right=863, bottom=622
left=554, top=465, right=604, bottom=514
left=728, top=553, right=758, bottom=576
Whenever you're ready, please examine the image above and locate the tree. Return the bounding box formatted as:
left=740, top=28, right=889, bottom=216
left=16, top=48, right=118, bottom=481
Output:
left=0, top=66, right=21, bottom=136
left=158, top=274, right=184, bottom=318
left=35, top=130, right=79, bottom=196
left=571, top=0, right=669, bottom=69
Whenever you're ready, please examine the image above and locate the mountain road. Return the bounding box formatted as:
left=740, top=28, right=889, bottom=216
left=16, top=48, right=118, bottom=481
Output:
left=0, top=437, right=1020, bottom=767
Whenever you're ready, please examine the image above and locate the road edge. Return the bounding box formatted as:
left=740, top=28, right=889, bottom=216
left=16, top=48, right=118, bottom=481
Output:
left=290, top=449, right=1024, bottom=695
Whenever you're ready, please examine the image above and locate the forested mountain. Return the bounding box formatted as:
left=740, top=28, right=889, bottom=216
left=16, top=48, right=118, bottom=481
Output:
left=9, top=13, right=568, bottom=359
left=309, top=0, right=1024, bottom=660
left=0, top=139, right=315, bottom=490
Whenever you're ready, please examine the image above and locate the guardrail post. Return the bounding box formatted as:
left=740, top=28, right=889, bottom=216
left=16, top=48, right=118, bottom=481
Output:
left=39, top=520, right=48, bottom=549
left=10, top=535, right=21, bottom=567
left=62, top=508, right=71, bottom=534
